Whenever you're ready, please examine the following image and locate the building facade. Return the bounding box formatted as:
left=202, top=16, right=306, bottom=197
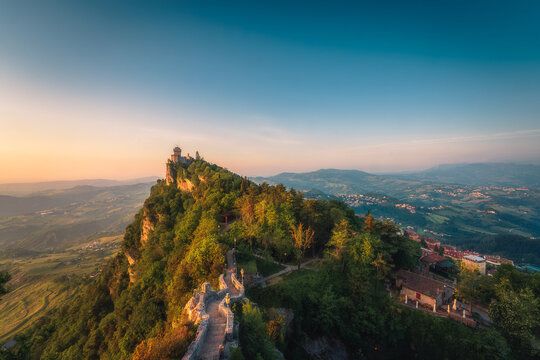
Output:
left=396, top=270, right=454, bottom=309
left=462, top=254, right=486, bottom=275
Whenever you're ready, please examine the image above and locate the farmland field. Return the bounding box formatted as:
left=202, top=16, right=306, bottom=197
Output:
left=0, top=182, right=153, bottom=343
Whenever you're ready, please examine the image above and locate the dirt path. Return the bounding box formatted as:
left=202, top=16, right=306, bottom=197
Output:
left=253, top=257, right=317, bottom=287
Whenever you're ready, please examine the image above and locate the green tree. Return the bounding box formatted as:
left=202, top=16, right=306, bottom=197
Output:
left=489, top=284, right=540, bottom=357
left=240, top=301, right=276, bottom=360
left=456, top=269, right=480, bottom=312
left=326, top=220, right=352, bottom=272
left=290, top=223, right=315, bottom=270
left=363, top=211, right=376, bottom=233
left=371, top=253, right=392, bottom=281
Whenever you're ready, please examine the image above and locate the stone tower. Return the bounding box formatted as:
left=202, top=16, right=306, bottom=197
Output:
left=171, top=146, right=182, bottom=163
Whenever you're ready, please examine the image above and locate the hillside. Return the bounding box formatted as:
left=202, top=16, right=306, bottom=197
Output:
left=2, top=158, right=531, bottom=359
left=253, top=168, right=540, bottom=263
left=0, top=183, right=154, bottom=251
left=0, top=182, right=154, bottom=342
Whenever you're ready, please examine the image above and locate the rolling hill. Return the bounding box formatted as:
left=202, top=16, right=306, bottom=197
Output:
left=388, top=163, right=540, bottom=187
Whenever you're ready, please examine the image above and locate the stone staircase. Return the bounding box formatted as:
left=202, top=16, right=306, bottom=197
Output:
left=182, top=250, right=245, bottom=360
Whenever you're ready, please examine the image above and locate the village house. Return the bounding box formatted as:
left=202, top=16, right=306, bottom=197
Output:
left=420, top=253, right=457, bottom=276
left=484, top=255, right=514, bottom=267
left=396, top=270, right=454, bottom=310
left=462, top=254, right=486, bottom=275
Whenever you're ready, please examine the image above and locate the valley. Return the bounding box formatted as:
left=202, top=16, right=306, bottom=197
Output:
left=0, top=182, right=153, bottom=342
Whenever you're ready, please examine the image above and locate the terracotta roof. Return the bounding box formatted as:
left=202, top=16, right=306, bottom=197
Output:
left=397, top=270, right=448, bottom=299
left=420, top=253, right=447, bottom=264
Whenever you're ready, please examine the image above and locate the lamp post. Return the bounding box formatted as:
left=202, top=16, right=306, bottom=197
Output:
left=240, top=268, right=244, bottom=285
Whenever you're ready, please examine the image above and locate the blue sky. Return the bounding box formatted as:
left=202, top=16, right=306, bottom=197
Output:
left=1, top=1, right=539, bottom=181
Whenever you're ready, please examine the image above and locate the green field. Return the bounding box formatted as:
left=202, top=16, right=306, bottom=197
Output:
left=0, top=235, right=123, bottom=343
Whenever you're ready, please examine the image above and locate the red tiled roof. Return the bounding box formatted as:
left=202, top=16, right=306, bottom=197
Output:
left=397, top=270, right=448, bottom=299
left=420, top=253, right=447, bottom=264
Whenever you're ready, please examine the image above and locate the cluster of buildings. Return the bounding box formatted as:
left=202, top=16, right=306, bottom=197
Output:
left=340, top=194, right=388, bottom=207
left=391, top=231, right=515, bottom=327
left=395, top=203, right=416, bottom=213
left=407, top=230, right=514, bottom=276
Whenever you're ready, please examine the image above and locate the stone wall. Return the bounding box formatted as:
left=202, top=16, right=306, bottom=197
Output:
left=230, top=272, right=245, bottom=301
left=182, top=283, right=216, bottom=360
left=182, top=254, right=246, bottom=359
left=219, top=297, right=234, bottom=341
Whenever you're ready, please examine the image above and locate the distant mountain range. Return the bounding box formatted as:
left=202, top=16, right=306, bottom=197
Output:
left=387, top=163, right=540, bottom=187
left=252, top=168, right=417, bottom=197
left=0, top=182, right=154, bottom=218
left=253, top=163, right=540, bottom=193
left=0, top=177, right=159, bottom=196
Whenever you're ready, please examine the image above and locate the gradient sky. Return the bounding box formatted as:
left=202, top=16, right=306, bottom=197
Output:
left=1, top=1, right=540, bottom=182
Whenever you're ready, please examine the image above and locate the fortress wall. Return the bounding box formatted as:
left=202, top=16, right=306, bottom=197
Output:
left=182, top=283, right=218, bottom=360
left=230, top=272, right=245, bottom=302
left=182, top=316, right=209, bottom=360
left=219, top=297, right=235, bottom=341
left=182, top=252, right=245, bottom=359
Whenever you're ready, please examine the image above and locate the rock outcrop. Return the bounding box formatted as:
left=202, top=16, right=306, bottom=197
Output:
left=140, top=211, right=155, bottom=247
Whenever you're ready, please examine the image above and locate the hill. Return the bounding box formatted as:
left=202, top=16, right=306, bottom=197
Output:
left=2, top=158, right=531, bottom=359
left=252, top=168, right=420, bottom=197
left=0, top=183, right=154, bottom=251
left=0, top=177, right=159, bottom=196
left=388, top=163, right=540, bottom=187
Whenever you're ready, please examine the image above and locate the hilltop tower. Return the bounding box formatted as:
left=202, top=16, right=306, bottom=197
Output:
left=166, top=145, right=194, bottom=184
left=171, top=146, right=182, bottom=163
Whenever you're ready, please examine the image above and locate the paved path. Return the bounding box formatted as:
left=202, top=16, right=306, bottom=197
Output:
left=225, top=250, right=241, bottom=297
left=198, top=300, right=226, bottom=360
left=197, top=250, right=239, bottom=360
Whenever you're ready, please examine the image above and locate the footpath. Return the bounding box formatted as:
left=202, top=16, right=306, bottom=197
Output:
left=182, top=250, right=244, bottom=360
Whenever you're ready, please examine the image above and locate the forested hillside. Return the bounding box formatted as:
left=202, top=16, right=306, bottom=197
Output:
left=2, top=160, right=535, bottom=359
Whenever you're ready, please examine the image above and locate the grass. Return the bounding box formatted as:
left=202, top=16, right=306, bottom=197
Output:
left=427, top=214, right=449, bottom=225
left=238, top=259, right=257, bottom=273
left=236, top=250, right=285, bottom=277
left=255, top=258, right=285, bottom=277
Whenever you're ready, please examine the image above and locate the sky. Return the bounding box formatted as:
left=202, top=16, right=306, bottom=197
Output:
left=1, top=1, right=540, bottom=182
